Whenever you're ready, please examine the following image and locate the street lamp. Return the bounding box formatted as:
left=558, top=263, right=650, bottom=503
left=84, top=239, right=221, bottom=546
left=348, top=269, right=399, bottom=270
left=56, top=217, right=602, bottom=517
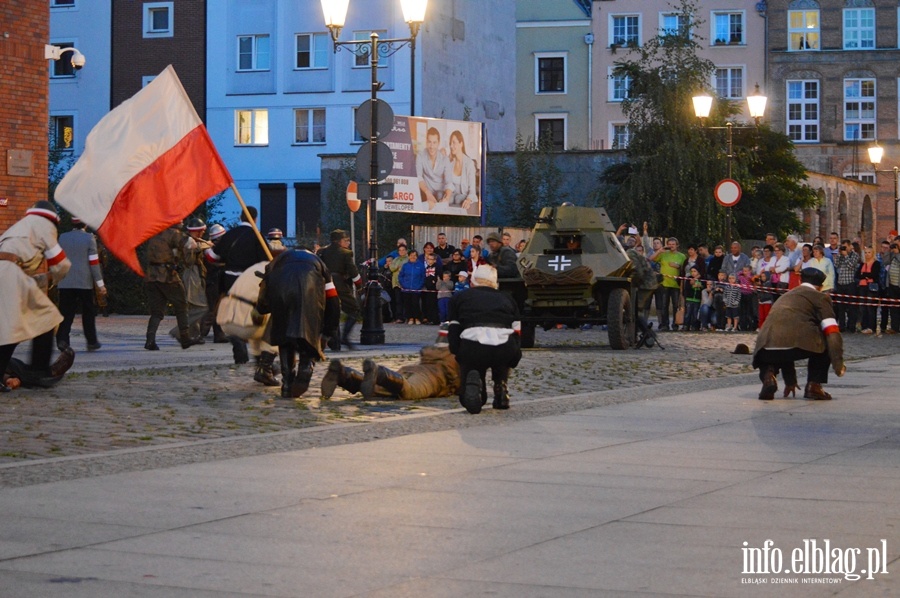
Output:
left=321, top=0, right=427, bottom=345
left=321, top=0, right=426, bottom=116
left=867, top=141, right=900, bottom=234
left=692, top=83, right=767, bottom=245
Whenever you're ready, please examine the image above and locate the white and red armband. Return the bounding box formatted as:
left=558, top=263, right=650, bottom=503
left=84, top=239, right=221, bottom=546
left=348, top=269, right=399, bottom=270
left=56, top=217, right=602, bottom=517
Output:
left=352, top=273, right=363, bottom=288
left=512, top=321, right=521, bottom=335
left=45, top=244, right=67, bottom=267
left=820, top=317, right=839, bottom=336
left=325, top=281, right=338, bottom=299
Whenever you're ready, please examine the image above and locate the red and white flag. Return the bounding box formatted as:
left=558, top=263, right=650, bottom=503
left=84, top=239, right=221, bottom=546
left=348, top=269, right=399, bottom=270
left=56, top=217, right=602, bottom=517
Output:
left=55, top=65, right=232, bottom=275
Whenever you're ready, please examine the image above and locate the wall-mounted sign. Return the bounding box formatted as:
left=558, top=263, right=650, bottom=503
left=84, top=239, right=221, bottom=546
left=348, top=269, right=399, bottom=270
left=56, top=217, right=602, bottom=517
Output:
left=7, top=150, right=34, bottom=177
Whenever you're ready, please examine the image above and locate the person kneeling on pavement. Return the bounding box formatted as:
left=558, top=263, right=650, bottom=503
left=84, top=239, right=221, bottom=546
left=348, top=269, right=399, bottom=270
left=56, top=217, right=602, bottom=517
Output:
left=753, top=267, right=845, bottom=401
left=448, top=264, right=522, bottom=414
left=0, top=201, right=75, bottom=392
left=256, top=241, right=341, bottom=399
left=321, top=326, right=460, bottom=400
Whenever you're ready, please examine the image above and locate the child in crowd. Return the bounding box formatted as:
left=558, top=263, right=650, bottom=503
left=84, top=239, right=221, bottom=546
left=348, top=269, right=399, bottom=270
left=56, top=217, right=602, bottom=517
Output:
left=699, top=281, right=716, bottom=331
left=436, top=271, right=454, bottom=323
left=724, top=273, right=742, bottom=331
left=712, top=270, right=728, bottom=330
left=422, top=253, right=439, bottom=324
left=454, top=271, right=470, bottom=293
left=756, top=270, right=774, bottom=329
left=683, top=266, right=703, bottom=331
left=738, top=265, right=756, bottom=332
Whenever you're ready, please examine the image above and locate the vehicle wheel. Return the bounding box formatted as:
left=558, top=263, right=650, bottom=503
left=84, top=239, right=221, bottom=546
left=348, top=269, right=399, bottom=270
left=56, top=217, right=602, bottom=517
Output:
left=607, top=288, right=635, bottom=350
left=520, top=322, right=536, bottom=349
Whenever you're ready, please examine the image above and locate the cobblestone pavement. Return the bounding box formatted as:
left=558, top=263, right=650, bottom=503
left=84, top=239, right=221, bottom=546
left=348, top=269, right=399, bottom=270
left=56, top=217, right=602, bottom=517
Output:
left=1, top=315, right=896, bottom=469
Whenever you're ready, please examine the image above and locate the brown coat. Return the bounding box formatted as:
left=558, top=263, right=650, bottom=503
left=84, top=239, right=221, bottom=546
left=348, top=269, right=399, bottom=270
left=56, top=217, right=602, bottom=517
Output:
left=752, top=283, right=844, bottom=373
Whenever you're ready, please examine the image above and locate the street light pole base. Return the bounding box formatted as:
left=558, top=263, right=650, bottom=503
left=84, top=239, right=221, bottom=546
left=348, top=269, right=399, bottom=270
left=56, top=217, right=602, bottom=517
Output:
left=359, top=273, right=385, bottom=345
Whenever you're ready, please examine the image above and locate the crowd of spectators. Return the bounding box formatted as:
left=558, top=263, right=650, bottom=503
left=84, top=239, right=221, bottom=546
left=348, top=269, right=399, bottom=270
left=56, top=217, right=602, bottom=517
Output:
left=619, top=222, right=900, bottom=336
left=377, top=231, right=528, bottom=325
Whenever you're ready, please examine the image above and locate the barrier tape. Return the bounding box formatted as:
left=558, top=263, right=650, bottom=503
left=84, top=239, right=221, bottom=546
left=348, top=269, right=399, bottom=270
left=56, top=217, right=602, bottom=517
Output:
left=662, top=273, right=900, bottom=308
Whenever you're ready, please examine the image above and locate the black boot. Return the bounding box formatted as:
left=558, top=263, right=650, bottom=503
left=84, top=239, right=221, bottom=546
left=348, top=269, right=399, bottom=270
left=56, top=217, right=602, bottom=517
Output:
left=459, top=369, right=483, bottom=414
left=179, top=329, right=202, bottom=349
left=253, top=351, right=279, bottom=387
left=321, top=359, right=364, bottom=398
left=279, top=346, right=296, bottom=399
left=291, top=358, right=314, bottom=398
left=360, top=358, right=405, bottom=400
left=492, top=380, right=510, bottom=410
left=341, top=319, right=357, bottom=350
left=145, top=316, right=161, bottom=350
left=231, top=337, right=249, bottom=364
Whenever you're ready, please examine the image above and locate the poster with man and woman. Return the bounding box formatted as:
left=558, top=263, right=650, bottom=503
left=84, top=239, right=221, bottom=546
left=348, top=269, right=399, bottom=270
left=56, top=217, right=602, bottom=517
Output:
left=379, top=116, right=484, bottom=217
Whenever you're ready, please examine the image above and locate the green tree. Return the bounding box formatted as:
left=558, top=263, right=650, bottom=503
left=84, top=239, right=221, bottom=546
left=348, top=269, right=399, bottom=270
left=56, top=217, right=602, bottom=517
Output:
left=602, top=0, right=817, bottom=243
left=488, top=133, right=567, bottom=227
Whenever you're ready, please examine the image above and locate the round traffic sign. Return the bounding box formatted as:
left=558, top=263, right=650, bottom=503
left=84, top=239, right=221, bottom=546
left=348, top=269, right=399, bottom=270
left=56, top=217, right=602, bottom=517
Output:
left=355, top=141, right=394, bottom=181
left=355, top=99, right=394, bottom=140
left=714, top=178, right=742, bottom=207
left=346, top=181, right=361, bottom=212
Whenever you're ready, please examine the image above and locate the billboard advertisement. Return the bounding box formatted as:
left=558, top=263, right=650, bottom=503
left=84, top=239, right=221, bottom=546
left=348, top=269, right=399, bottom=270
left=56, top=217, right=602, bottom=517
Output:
left=377, top=116, right=484, bottom=217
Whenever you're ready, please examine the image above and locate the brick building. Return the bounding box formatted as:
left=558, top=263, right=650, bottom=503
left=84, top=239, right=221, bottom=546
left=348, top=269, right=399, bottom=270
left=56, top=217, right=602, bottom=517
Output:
left=111, top=0, right=207, bottom=119
left=0, top=3, right=50, bottom=232
left=766, top=0, right=900, bottom=242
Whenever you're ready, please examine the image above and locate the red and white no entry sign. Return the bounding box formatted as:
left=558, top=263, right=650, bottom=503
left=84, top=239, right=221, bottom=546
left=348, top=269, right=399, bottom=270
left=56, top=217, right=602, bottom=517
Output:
left=714, top=178, right=742, bottom=207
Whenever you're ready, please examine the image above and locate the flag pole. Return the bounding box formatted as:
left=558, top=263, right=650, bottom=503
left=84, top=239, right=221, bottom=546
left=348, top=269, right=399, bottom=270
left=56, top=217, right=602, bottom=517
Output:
left=230, top=183, right=273, bottom=261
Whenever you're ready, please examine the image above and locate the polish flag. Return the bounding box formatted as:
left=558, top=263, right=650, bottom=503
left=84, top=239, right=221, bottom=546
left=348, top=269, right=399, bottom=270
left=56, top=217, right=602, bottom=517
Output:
left=55, top=65, right=232, bottom=275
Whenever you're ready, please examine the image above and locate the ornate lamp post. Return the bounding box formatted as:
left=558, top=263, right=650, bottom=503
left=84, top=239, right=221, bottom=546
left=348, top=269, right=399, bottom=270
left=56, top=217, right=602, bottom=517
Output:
left=692, top=83, right=767, bottom=245
left=867, top=142, right=900, bottom=235
left=321, top=0, right=427, bottom=344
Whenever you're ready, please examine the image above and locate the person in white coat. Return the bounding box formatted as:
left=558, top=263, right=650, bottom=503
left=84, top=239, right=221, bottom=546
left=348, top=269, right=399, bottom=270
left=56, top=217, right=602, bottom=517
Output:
left=0, top=201, right=74, bottom=391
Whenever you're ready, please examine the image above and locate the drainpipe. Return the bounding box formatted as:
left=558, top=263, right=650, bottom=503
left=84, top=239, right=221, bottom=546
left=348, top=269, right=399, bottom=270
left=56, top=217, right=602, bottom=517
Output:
left=584, top=33, right=594, bottom=149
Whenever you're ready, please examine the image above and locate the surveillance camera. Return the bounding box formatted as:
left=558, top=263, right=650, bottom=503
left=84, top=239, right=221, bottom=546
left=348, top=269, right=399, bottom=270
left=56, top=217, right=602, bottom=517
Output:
left=71, top=50, right=86, bottom=70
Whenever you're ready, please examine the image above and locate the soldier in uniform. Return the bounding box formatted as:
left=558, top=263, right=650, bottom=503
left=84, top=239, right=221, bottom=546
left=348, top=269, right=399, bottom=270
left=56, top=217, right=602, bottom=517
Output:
left=168, top=217, right=211, bottom=342
left=56, top=217, right=106, bottom=351
left=143, top=225, right=201, bottom=350
left=753, top=268, right=846, bottom=400
left=205, top=206, right=270, bottom=363
left=317, top=229, right=362, bottom=350
left=203, top=223, right=228, bottom=342
left=266, top=228, right=286, bottom=256
left=256, top=240, right=341, bottom=398
left=486, top=231, right=519, bottom=278
left=321, top=327, right=459, bottom=400
left=449, top=264, right=522, bottom=414
left=0, top=201, right=74, bottom=391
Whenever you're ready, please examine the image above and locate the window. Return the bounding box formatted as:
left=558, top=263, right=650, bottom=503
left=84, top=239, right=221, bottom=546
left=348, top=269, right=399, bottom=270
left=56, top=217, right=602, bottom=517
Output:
left=609, top=70, right=631, bottom=101
left=535, top=53, right=566, bottom=94
left=843, top=8, right=875, bottom=50
left=712, top=11, right=744, bottom=44
left=295, top=33, right=329, bottom=69
left=788, top=9, right=819, bottom=51
left=611, top=124, right=630, bottom=149
left=143, top=2, right=173, bottom=38
left=844, top=78, right=876, bottom=141
left=352, top=107, right=366, bottom=143
left=660, top=12, right=689, bottom=37
left=51, top=0, right=76, bottom=7
left=50, top=115, right=74, bottom=151
left=235, top=109, right=269, bottom=146
left=238, top=35, right=270, bottom=71
left=786, top=80, right=819, bottom=142
left=610, top=15, right=640, bottom=46
left=353, top=30, right=387, bottom=68
left=294, top=108, right=326, bottom=144
left=141, top=75, right=156, bottom=87
left=715, top=67, right=743, bottom=99
left=535, top=115, right=566, bottom=151
left=50, top=42, right=75, bottom=78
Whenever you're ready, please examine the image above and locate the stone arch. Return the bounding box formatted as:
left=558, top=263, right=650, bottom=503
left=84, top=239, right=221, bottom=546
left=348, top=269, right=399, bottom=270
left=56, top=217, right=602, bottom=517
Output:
left=861, top=195, right=874, bottom=246
left=816, top=188, right=828, bottom=239
left=838, top=191, right=849, bottom=239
